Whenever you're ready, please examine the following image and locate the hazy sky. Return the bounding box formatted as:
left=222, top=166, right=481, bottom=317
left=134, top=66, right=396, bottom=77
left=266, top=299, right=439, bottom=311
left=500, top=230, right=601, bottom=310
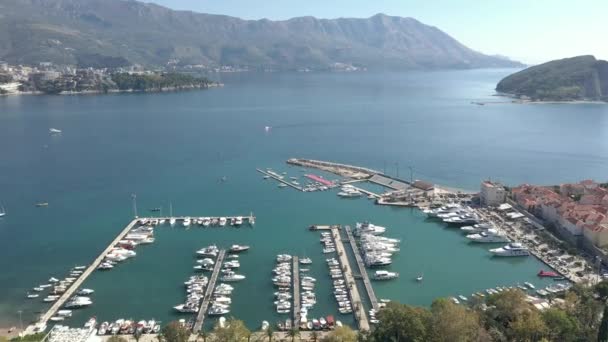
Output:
left=143, top=0, right=607, bottom=65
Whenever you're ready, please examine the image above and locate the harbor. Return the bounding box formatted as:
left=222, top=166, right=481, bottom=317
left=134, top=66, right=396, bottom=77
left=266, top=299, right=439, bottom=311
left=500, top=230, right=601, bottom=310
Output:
left=193, top=249, right=226, bottom=332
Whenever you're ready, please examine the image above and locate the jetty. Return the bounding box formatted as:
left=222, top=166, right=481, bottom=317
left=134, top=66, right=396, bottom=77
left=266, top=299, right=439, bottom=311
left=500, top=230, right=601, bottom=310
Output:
left=292, top=256, right=300, bottom=329
left=256, top=168, right=304, bottom=191
left=347, top=185, right=382, bottom=199
left=24, top=219, right=140, bottom=334
left=331, top=226, right=369, bottom=331
left=345, top=226, right=379, bottom=311
left=193, top=249, right=226, bottom=332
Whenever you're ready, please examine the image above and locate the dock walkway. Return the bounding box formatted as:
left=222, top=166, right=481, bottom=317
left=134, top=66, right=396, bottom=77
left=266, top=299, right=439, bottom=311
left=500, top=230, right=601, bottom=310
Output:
left=348, top=185, right=381, bottom=199
left=292, top=256, right=300, bottom=329
left=193, top=250, right=226, bottom=332
left=331, top=227, right=369, bottom=331
left=345, top=226, right=379, bottom=311
left=256, top=168, right=303, bottom=191
left=25, top=219, right=140, bottom=333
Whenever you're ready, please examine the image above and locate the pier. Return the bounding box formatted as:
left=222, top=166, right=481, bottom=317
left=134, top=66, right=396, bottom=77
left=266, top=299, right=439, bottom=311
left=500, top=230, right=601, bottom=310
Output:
left=25, top=219, right=140, bottom=334
left=292, top=256, right=300, bottom=329
left=345, top=226, right=379, bottom=311
left=331, top=227, right=369, bottom=331
left=193, top=249, right=226, bottom=332
left=347, top=185, right=382, bottom=199
left=256, top=168, right=304, bottom=191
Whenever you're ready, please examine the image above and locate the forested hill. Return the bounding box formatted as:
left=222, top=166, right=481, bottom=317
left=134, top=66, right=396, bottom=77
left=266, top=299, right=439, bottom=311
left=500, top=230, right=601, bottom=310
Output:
left=496, top=56, right=608, bottom=101
left=0, top=0, right=523, bottom=70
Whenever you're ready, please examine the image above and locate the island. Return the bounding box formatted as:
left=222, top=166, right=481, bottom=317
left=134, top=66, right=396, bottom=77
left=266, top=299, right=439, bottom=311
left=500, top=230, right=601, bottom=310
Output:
left=496, top=55, right=608, bottom=102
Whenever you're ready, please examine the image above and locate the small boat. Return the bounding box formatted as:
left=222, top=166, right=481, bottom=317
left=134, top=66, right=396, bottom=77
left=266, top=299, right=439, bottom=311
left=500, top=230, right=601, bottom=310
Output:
left=416, top=274, right=423, bottom=282
left=278, top=183, right=288, bottom=188
left=26, top=293, right=39, bottom=299
left=77, top=289, right=94, bottom=295
left=524, top=282, right=535, bottom=289
left=538, top=270, right=559, bottom=278
left=229, top=245, right=250, bottom=253
left=49, top=316, right=64, bottom=322
left=0, top=204, right=6, bottom=218
left=35, top=202, right=49, bottom=207
left=149, top=208, right=161, bottom=212
left=49, top=277, right=59, bottom=283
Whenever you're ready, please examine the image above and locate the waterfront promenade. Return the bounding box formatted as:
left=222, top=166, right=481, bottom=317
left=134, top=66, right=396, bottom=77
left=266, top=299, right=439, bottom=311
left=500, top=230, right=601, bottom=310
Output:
left=24, top=218, right=140, bottom=334
left=193, top=249, right=226, bottom=332
left=345, top=226, right=379, bottom=311
left=331, top=227, right=370, bottom=331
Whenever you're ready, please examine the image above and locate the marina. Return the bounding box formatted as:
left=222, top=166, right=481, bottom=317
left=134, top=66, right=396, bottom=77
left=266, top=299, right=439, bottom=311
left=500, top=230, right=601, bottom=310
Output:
left=193, top=249, right=226, bottom=332
left=345, top=226, right=379, bottom=311
left=292, top=256, right=300, bottom=328
left=330, top=226, right=370, bottom=331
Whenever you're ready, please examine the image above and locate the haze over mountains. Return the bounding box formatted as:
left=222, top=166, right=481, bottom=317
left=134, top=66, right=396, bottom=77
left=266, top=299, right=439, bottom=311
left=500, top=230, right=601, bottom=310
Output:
left=0, top=0, right=523, bottom=70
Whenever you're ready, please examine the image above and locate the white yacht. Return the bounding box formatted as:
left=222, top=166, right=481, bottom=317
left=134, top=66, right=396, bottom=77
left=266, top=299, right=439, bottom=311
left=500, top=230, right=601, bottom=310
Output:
left=490, top=243, right=530, bottom=257
left=337, top=188, right=363, bottom=198
left=372, top=270, right=399, bottom=280
left=460, top=222, right=494, bottom=234
left=229, top=245, right=250, bottom=253
left=0, top=204, right=5, bottom=218
left=300, top=257, right=312, bottom=265
left=77, top=289, right=95, bottom=295
left=182, top=217, right=191, bottom=227
left=49, top=128, right=62, bottom=134
left=208, top=306, right=230, bottom=316
left=234, top=216, right=243, bottom=226
left=197, top=245, right=219, bottom=257
left=220, top=272, right=245, bottom=282
left=219, top=217, right=227, bottom=226
left=466, top=229, right=510, bottom=243
left=356, top=222, right=386, bottom=235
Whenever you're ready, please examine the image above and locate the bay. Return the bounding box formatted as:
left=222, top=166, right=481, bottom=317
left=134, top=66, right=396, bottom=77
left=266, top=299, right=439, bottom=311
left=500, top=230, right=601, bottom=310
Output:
left=0, top=69, right=607, bottom=329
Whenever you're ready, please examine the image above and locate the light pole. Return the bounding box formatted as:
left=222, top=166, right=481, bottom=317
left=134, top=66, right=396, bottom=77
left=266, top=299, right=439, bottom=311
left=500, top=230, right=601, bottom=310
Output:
left=408, top=166, right=414, bottom=184
left=17, top=310, right=22, bottom=332
left=131, top=193, right=138, bottom=218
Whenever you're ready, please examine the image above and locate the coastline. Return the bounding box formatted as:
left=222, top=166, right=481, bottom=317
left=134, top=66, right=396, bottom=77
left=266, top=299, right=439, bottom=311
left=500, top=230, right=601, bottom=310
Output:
left=0, top=83, right=223, bottom=97
left=492, top=93, right=607, bottom=105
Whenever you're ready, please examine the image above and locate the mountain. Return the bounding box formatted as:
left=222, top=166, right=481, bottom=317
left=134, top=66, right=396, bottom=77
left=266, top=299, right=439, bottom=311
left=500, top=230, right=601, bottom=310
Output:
left=496, top=56, right=608, bottom=101
left=0, top=0, right=523, bottom=70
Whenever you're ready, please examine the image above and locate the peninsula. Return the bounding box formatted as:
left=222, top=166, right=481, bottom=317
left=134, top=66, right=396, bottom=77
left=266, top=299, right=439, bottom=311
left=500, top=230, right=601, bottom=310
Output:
left=496, top=55, right=608, bottom=102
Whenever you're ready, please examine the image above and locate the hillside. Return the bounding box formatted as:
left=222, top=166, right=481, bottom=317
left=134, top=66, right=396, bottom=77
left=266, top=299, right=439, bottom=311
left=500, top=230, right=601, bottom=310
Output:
left=496, top=55, right=608, bottom=101
left=0, top=0, right=523, bottom=70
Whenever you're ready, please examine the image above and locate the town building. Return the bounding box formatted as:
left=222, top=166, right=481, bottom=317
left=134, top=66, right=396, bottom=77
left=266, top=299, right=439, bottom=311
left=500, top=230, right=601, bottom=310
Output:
left=480, top=180, right=507, bottom=206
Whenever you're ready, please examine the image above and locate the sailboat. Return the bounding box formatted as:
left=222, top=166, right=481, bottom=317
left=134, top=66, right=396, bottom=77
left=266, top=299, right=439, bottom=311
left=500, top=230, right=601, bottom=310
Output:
left=0, top=204, right=5, bottom=218
left=416, top=274, right=423, bottom=282
left=169, top=202, right=176, bottom=226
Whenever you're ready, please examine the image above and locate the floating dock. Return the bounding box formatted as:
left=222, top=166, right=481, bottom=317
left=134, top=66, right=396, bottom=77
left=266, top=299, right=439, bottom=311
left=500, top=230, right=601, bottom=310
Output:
left=256, top=168, right=304, bottom=191
left=292, top=256, right=300, bottom=329
left=345, top=226, right=379, bottom=311
left=193, top=249, right=226, bottom=332
left=25, top=219, right=141, bottom=334
left=331, top=226, right=369, bottom=331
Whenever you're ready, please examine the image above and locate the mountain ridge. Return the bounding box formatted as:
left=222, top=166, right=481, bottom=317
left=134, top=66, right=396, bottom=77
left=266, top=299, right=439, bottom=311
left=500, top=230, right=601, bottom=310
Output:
left=0, top=0, right=524, bottom=70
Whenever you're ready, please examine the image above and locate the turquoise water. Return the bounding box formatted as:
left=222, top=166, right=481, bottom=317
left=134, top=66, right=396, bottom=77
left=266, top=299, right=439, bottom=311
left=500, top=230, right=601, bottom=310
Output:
left=0, top=70, right=607, bottom=328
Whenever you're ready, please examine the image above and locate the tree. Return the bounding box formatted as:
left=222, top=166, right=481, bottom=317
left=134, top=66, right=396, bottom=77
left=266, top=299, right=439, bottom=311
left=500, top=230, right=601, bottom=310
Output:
left=266, top=326, right=274, bottom=342
left=597, top=281, right=608, bottom=301
left=321, top=326, right=357, bottom=342
left=211, top=318, right=251, bottom=342
left=509, top=310, right=547, bottom=342
left=598, top=305, right=608, bottom=342
left=429, top=298, right=484, bottom=342
left=286, top=328, right=300, bottom=342
left=161, top=321, right=190, bottom=342
left=372, top=302, right=430, bottom=342
left=541, top=308, right=579, bottom=342
left=107, top=337, right=128, bottom=342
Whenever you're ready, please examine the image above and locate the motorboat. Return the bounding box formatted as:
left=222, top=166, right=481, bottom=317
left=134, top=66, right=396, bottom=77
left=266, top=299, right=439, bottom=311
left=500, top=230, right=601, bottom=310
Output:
left=43, top=295, right=60, bottom=302
left=416, top=274, right=423, bottom=282
left=220, top=272, right=245, bottom=282
left=372, top=270, right=398, bottom=280
left=49, top=277, right=60, bottom=283
left=26, top=293, right=39, bottom=299
left=229, top=245, right=250, bottom=253
left=57, top=310, right=72, bottom=317
left=234, top=217, right=243, bottom=226
left=182, top=218, right=191, bottom=227
left=490, top=243, right=530, bottom=257
left=173, top=304, right=198, bottom=313
left=219, top=217, right=227, bottom=226
left=466, top=229, right=510, bottom=243
left=49, top=128, right=62, bottom=134
left=300, top=257, right=312, bottom=265
left=197, top=245, right=219, bottom=257
left=77, top=289, right=95, bottom=295
left=355, top=222, right=386, bottom=235
left=538, top=270, right=560, bottom=278
left=208, top=306, right=230, bottom=316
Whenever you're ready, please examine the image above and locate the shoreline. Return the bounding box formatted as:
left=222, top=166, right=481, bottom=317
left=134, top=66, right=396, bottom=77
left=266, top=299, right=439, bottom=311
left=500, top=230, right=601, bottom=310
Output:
left=0, top=83, right=223, bottom=98
left=492, top=93, right=607, bottom=105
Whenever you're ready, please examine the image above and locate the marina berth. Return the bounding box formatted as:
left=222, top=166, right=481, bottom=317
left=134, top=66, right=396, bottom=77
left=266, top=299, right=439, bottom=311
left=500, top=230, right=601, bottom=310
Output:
left=466, top=229, right=510, bottom=243
left=490, top=243, right=530, bottom=257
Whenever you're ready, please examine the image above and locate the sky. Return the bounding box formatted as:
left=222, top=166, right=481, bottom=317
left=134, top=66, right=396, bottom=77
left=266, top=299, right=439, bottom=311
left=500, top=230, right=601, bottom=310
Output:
left=142, top=0, right=607, bottom=65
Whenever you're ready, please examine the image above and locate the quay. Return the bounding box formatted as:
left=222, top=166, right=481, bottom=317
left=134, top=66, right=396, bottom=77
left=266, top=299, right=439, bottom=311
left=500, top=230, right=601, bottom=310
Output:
left=256, top=168, right=304, bottom=191
left=331, top=227, right=370, bottom=331
left=292, top=256, right=300, bottom=329
left=24, top=218, right=140, bottom=334
left=193, top=249, right=226, bottom=332
left=153, top=216, right=256, bottom=225
left=345, top=226, right=379, bottom=311
left=347, top=185, right=382, bottom=199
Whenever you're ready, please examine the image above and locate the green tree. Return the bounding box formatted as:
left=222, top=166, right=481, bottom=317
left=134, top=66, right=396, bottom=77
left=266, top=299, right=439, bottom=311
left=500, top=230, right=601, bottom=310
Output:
left=429, top=298, right=484, bottom=342
left=265, top=326, right=274, bottom=342
left=372, top=302, right=430, bottom=342
left=541, top=308, right=579, bottom=342
left=510, top=310, right=547, bottom=342
left=286, top=328, right=300, bottom=342
left=161, top=321, right=190, bottom=342
left=598, top=305, right=608, bottom=342
left=321, top=325, right=357, bottom=342
left=107, top=337, right=129, bottom=342
left=597, top=281, right=608, bottom=301
left=211, top=318, right=251, bottom=342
